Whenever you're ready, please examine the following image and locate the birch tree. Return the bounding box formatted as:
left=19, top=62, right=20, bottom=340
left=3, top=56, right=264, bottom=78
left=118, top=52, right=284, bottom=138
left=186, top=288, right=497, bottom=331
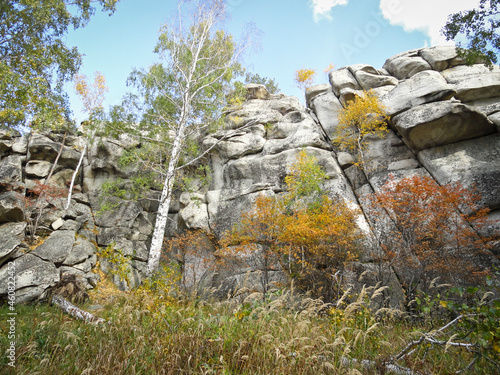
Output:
left=110, top=0, right=255, bottom=276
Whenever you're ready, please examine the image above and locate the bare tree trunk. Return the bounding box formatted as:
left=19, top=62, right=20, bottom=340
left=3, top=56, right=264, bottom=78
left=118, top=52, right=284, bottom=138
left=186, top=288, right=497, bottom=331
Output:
left=28, top=131, right=67, bottom=242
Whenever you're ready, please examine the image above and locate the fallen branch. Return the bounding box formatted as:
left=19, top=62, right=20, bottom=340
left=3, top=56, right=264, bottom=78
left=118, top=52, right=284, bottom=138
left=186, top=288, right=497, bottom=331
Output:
left=341, top=356, right=420, bottom=375
left=52, top=295, right=106, bottom=325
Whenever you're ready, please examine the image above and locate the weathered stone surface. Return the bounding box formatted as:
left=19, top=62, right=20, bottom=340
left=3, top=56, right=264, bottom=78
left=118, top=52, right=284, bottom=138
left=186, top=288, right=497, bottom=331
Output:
left=349, top=64, right=399, bottom=90
left=488, top=112, right=500, bottom=132
left=441, top=64, right=500, bottom=102
left=179, top=193, right=210, bottom=232
left=205, top=125, right=266, bottom=159
left=0, top=129, right=21, bottom=140
left=329, top=67, right=361, bottom=98
left=51, top=169, right=77, bottom=189
left=245, top=84, right=270, bottom=100
left=0, top=191, right=24, bottom=223
left=90, top=192, right=142, bottom=228
left=12, top=135, right=28, bottom=154
left=0, top=155, right=23, bottom=186
left=305, top=84, right=331, bottom=107
left=25, top=160, right=53, bottom=178
left=63, top=237, right=96, bottom=266
left=418, top=134, right=500, bottom=209
left=87, top=138, right=127, bottom=175
left=344, top=165, right=368, bottom=190
left=28, top=133, right=81, bottom=167
left=337, top=152, right=355, bottom=169
left=382, top=70, right=456, bottom=116
left=262, top=115, right=331, bottom=155
left=224, top=96, right=303, bottom=129
left=310, top=91, right=344, bottom=139
left=0, top=130, right=20, bottom=156
left=393, top=101, right=496, bottom=151
left=420, top=46, right=466, bottom=71
left=0, top=253, right=59, bottom=303
left=383, top=49, right=431, bottom=79
left=0, top=222, right=25, bottom=263
left=387, top=159, right=420, bottom=171
left=31, top=230, right=76, bottom=264
left=361, top=131, right=417, bottom=179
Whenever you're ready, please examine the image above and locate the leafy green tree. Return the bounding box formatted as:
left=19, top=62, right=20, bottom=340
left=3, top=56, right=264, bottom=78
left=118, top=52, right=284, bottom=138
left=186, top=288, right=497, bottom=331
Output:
left=226, top=71, right=280, bottom=105
left=0, top=0, right=120, bottom=129
left=442, top=0, right=500, bottom=66
left=109, top=0, right=257, bottom=275
left=243, top=72, right=279, bottom=94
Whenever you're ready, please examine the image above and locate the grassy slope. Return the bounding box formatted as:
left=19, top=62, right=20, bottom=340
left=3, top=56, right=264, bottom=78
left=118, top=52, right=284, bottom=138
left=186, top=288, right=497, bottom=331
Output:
left=1, top=276, right=498, bottom=375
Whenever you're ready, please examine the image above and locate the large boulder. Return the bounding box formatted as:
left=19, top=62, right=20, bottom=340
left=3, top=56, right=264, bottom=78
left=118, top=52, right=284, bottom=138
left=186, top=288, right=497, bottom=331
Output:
left=329, top=67, right=361, bottom=104
left=224, top=95, right=303, bottom=129
left=204, top=125, right=266, bottom=159
left=25, top=160, right=53, bottom=178
left=382, top=49, right=431, bottom=80
left=305, top=84, right=331, bottom=107
left=441, top=64, right=500, bottom=102
left=179, top=192, right=210, bottom=232
left=0, top=222, right=26, bottom=264
left=244, top=84, right=270, bottom=100
left=0, top=191, right=24, bottom=223
left=420, top=46, right=467, bottom=71
left=310, top=91, right=344, bottom=140
left=348, top=64, right=399, bottom=90
left=0, top=155, right=23, bottom=187
left=28, top=133, right=81, bottom=167
left=393, top=101, right=496, bottom=151
left=31, top=230, right=77, bottom=264
left=262, top=113, right=331, bottom=155
left=382, top=70, right=456, bottom=117
left=0, top=253, right=60, bottom=304
left=63, top=236, right=96, bottom=266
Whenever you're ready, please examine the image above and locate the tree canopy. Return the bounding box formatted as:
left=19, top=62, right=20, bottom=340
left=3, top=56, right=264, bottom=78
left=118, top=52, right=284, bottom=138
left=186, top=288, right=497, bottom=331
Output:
left=0, top=0, right=120, bottom=129
left=442, top=0, right=500, bottom=66
left=105, top=0, right=256, bottom=275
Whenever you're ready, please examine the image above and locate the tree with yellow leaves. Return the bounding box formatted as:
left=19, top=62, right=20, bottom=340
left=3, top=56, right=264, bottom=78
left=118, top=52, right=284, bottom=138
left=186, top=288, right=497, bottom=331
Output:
left=67, top=71, right=109, bottom=209
left=294, top=68, right=317, bottom=91
left=333, top=90, right=388, bottom=169
left=221, top=150, right=363, bottom=301
left=74, top=71, right=109, bottom=119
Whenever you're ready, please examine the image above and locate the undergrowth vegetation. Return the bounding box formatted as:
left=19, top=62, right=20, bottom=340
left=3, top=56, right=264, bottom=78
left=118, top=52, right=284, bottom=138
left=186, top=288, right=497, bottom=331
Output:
left=1, top=270, right=499, bottom=375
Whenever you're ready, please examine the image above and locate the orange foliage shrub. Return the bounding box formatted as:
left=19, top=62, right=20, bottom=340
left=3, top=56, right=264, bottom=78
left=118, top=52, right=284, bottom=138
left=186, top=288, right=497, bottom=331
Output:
left=369, top=174, right=492, bottom=297
left=221, top=150, right=364, bottom=301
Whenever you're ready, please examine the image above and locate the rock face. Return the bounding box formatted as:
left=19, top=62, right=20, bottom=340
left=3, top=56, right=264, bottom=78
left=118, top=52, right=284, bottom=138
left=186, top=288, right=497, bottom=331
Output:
left=1, top=46, right=499, bottom=304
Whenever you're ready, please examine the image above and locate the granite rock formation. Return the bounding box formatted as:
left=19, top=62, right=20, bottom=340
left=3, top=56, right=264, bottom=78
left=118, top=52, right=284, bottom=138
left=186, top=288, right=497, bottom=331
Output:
left=1, top=46, right=499, bottom=304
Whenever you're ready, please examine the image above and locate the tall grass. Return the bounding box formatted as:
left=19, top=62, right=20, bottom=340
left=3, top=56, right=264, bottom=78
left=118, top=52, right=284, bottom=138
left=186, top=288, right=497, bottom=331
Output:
left=1, top=278, right=497, bottom=374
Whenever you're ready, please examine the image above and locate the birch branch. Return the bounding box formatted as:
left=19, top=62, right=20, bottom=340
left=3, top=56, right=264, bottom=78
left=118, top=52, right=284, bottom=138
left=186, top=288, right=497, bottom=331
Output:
left=52, top=295, right=106, bottom=325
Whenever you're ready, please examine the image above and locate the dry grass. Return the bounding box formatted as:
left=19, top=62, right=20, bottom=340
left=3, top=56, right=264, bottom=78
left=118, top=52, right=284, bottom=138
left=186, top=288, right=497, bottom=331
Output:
left=0, top=275, right=497, bottom=375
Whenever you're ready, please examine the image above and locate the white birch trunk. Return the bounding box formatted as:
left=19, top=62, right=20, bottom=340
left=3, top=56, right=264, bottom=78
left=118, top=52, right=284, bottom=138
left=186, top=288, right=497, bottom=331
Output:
left=65, top=144, right=87, bottom=210
left=146, top=128, right=186, bottom=276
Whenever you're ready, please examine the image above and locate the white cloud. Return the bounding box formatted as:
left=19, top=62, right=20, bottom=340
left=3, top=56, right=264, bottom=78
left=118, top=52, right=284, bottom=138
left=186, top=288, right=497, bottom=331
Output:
left=379, top=0, right=480, bottom=46
left=311, top=0, right=349, bottom=22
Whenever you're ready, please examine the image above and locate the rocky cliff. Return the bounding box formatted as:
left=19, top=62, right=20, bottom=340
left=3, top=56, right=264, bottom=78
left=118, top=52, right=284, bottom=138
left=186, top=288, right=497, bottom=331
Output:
left=1, top=46, right=499, bottom=304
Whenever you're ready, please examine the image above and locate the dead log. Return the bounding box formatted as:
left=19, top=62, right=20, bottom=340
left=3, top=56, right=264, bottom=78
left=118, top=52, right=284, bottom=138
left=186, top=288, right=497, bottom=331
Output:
left=52, top=295, right=106, bottom=325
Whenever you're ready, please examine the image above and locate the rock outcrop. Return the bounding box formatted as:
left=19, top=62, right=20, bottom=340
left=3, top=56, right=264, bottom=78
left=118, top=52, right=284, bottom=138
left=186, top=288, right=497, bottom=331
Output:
left=1, top=46, right=499, bottom=304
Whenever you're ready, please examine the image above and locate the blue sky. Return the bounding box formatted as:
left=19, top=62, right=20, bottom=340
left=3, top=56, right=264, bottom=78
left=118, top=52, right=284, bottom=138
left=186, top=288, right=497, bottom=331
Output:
left=65, top=0, right=479, bottom=123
